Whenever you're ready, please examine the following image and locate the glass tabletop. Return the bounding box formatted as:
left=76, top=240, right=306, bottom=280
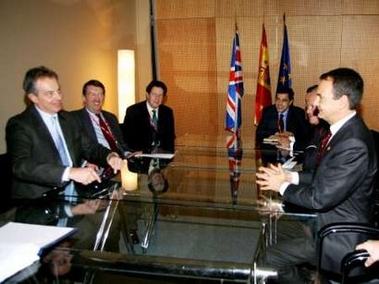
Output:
left=0, top=145, right=316, bottom=284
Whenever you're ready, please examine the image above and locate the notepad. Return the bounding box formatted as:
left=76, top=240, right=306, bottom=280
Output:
left=134, top=153, right=175, bottom=159
left=0, top=222, right=77, bottom=282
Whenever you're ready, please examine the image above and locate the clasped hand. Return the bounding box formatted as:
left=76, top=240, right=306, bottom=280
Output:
left=256, top=163, right=286, bottom=192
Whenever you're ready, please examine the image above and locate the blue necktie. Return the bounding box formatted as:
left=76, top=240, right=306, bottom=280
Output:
left=51, top=116, right=70, bottom=166
left=51, top=117, right=77, bottom=227
left=51, top=117, right=76, bottom=203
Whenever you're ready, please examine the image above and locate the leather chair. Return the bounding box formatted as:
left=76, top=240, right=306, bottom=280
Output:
left=0, top=153, right=12, bottom=213
left=317, top=223, right=379, bottom=284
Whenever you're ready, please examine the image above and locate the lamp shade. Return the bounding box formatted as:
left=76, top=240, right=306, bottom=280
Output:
left=118, top=49, right=135, bottom=122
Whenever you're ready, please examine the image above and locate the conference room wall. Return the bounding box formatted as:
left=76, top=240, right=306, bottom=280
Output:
left=0, top=0, right=152, bottom=153
left=155, top=0, right=379, bottom=148
left=1, top=0, right=379, bottom=153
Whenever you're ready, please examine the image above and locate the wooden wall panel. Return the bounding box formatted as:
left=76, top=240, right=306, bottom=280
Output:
left=341, top=15, right=379, bottom=129
left=155, top=0, right=379, bottom=147
left=157, top=18, right=218, bottom=144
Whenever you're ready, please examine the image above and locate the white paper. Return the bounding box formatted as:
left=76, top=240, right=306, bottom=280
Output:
left=0, top=242, right=40, bottom=282
left=0, top=222, right=76, bottom=282
left=134, top=153, right=175, bottom=159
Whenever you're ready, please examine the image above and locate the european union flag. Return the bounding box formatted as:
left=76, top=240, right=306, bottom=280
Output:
left=276, top=16, right=291, bottom=92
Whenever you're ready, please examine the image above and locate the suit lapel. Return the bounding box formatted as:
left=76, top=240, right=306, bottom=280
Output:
left=29, top=105, right=57, bottom=152
left=325, top=115, right=358, bottom=154
left=82, top=109, right=97, bottom=141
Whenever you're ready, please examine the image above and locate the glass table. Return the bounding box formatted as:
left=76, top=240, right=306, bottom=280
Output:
left=0, top=145, right=316, bottom=284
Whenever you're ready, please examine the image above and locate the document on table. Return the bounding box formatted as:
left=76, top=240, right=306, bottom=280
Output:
left=0, top=222, right=77, bottom=282
left=134, top=153, right=175, bottom=159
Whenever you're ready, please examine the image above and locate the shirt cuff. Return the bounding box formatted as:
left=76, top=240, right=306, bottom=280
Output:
left=62, top=167, right=70, bottom=182
left=279, top=181, right=290, bottom=195
left=290, top=171, right=299, bottom=185
left=64, top=205, right=74, bottom=217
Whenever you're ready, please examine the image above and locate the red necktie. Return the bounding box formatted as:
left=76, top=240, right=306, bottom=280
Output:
left=96, top=113, right=119, bottom=154
left=316, top=129, right=332, bottom=164
left=278, top=113, right=284, bottom=133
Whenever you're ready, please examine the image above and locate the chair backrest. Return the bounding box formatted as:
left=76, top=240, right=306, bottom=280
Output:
left=0, top=153, right=13, bottom=213
left=318, top=222, right=379, bottom=283
left=371, top=129, right=379, bottom=227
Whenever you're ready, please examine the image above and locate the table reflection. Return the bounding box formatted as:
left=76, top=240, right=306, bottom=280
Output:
left=0, top=145, right=316, bottom=284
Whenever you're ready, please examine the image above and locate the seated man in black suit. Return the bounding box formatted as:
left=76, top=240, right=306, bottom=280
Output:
left=256, top=88, right=310, bottom=152
left=6, top=66, right=123, bottom=249
left=122, top=80, right=176, bottom=153
left=257, top=68, right=377, bottom=283
left=71, top=79, right=140, bottom=185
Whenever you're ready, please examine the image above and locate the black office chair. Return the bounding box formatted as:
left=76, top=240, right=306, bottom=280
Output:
left=0, top=153, right=13, bottom=213
left=318, top=223, right=379, bottom=284
left=371, top=129, right=379, bottom=227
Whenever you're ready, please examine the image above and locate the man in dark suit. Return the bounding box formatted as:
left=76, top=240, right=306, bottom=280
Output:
left=256, top=88, right=310, bottom=151
left=122, top=80, right=175, bottom=153
left=6, top=66, right=123, bottom=206
left=257, top=68, right=377, bottom=282
left=71, top=79, right=134, bottom=158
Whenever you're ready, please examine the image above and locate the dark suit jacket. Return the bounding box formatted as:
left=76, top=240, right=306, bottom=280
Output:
left=122, top=101, right=175, bottom=153
left=6, top=105, right=112, bottom=199
left=284, top=114, right=377, bottom=274
left=256, top=104, right=310, bottom=149
left=70, top=108, right=131, bottom=155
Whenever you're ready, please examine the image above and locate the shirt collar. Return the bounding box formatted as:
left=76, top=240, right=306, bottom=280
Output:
left=34, top=105, right=57, bottom=127
left=279, top=108, right=289, bottom=117
left=146, top=102, right=158, bottom=116
left=85, top=107, right=101, bottom=119
left=330, top=111, right=356, bottom=136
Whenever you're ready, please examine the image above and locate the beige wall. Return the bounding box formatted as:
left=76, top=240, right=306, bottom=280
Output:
left=2, top=0, right=379, bottom=152
left=0, top=0, right=152, bottom=153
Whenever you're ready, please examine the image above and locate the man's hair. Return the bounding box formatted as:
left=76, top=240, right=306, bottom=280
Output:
left=276, top=88, right=295, bottom=101
left=320, top=68, right=363, bottom=109
left=23, top=66, right=58, bottom=95
left=146, top=80, right=168, bottom=95
left=148, top=168, right=169, bottom=194
left=306, top=84, right=318, bottom=93
left=82, top=79, right=106, bottom=96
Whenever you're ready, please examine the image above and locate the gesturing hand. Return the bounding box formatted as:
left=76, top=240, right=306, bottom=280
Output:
left=256, top=163, right=286, bottom=193
left=69, top=167, right=101, bottom=185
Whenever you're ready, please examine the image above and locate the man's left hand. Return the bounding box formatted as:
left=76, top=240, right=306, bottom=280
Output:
left=256, top=163, right=286, bottom=192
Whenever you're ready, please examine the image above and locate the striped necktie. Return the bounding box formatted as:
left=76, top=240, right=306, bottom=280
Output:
left=96, top=113, right=119, bottom=154
left=152, top=109, right=158, bottom=128
left=316, top=129, right=332, bottom=164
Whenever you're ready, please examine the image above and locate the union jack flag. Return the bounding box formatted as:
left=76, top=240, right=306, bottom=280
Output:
left=226, top=27, right=244, bottom=150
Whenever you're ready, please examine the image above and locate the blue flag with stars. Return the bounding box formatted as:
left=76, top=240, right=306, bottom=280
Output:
left=276, top=17, right=291, bottom=92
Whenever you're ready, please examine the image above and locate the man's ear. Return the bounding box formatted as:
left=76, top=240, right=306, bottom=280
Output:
left=340, top=94, right=350, bottom=109
left=27, top=93, right=38, bottom=104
